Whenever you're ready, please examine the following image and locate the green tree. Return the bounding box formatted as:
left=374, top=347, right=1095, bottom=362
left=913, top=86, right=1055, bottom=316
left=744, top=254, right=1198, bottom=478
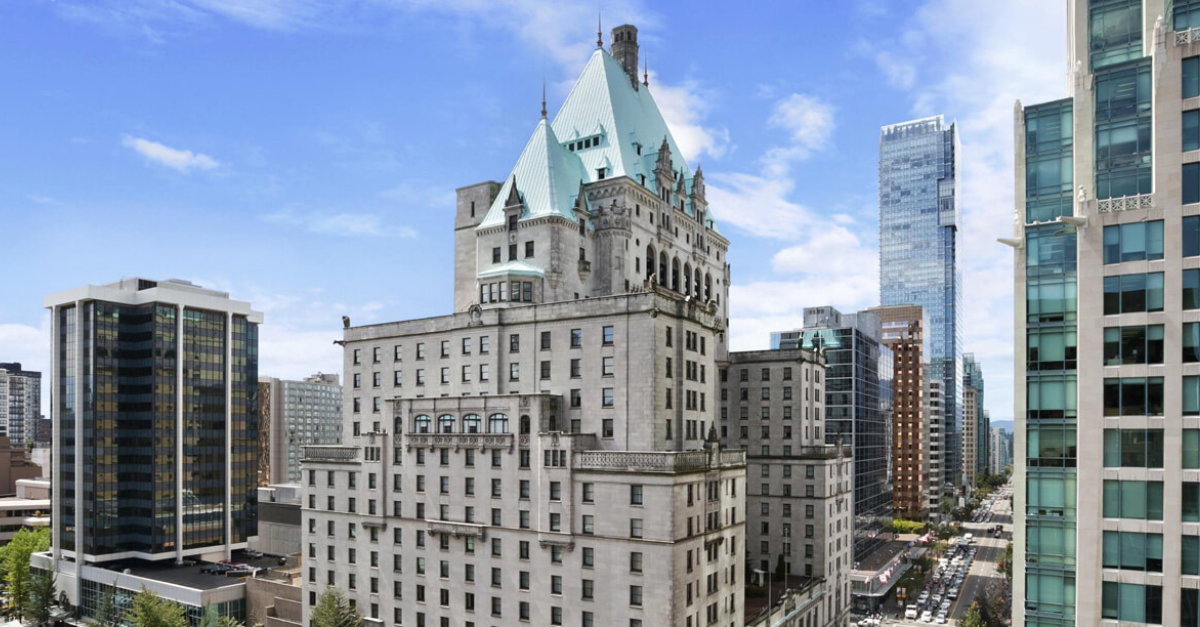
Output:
left=961, top=603, right=987, bottom=627
left=0, top=526, right=50, bottom=618
left=86, top=586, right=122, bottom=627
left=311, top=588, right=361, bottom=627
left=125, top=588, right=188, bottom=627
left=24, top=569, right=55, bottom=627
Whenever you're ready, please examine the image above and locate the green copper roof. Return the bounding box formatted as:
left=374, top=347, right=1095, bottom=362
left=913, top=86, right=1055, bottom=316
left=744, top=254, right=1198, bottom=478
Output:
left=552, top=50, right=691, bottom=197
left=479, top=118, right=588, bottom=229
left=477, top=260, right=546, bottom=279
left=479, top=48, right=702, bottom=231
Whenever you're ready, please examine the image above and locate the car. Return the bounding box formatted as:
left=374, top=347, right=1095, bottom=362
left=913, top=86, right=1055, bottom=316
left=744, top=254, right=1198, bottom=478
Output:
left=921, top=611, right=934, bottom=623
left=906, top=605, right=920, bottom=620
left=935, top=613, right=948, bottom=624
left=948, top=588, right=959, bottom=600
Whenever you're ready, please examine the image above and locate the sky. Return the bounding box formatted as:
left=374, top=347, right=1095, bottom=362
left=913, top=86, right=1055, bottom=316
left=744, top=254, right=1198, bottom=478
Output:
left=0, top=0, right=1072, bottom=426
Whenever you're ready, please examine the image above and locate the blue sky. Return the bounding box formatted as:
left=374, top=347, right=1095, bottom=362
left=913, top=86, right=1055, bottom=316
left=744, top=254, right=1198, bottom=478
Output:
left=0, top=0, right=1070, bottom=425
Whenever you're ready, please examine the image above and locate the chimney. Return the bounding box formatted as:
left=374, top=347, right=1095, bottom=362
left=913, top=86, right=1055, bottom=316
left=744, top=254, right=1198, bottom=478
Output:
left=611, top=24, right=639, bottom=89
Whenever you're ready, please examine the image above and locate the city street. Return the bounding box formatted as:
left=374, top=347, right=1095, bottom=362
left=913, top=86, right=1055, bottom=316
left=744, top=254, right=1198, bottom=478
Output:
left=882, top=486, right=1012, bottom=626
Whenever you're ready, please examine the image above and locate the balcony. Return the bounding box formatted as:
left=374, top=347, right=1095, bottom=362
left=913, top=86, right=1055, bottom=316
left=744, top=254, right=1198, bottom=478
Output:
left=578, top=259, right=592, bottom=273
left=537, top=533, right=574, bottom=550
left=1178, top=27, right=1200, bottom=45
left=426, top=519, right=487, bottom=539
left=574, top=449, right=745, bottom=474
left=302, top=446, right=360, bottom=464
left=1097, top=193, right=1153, bottom=213
left=403, top=432, right=514, bottom=452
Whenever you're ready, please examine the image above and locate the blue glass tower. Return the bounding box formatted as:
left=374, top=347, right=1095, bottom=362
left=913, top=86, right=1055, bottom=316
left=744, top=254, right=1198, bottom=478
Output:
left=879, top=116, right=964, bottom=491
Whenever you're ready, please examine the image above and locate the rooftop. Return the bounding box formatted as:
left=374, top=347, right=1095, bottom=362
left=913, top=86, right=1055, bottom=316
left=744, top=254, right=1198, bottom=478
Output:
left=94, top=550, right=284, bottom=591
left=744, top=576, right=822, bottom=623
left=852, top=539, right=910, bottom=575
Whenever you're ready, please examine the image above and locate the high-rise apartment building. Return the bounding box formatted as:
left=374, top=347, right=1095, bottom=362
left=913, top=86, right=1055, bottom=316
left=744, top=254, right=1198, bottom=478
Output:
left=259, top=373, right=342, bottom=485
left=38, top=278, right=262, bottom=618
left=964, top=387, right=979, bottom=491
left=963, top=353, right=989, bottom=482
left=924, top=378, right=946, bottom=515
left=773, top=307, right=893, bottom=560
left=301, top=26, right=754, bottom=627
left=719, top=348, right=853, bottom=625
left=0, top=363, right=40, bottom=445
left=880, top=116, right=964, bottom=490
left=1011, top=1, right=1200, bottom=623
left=869, top=305, right=935, bottom=520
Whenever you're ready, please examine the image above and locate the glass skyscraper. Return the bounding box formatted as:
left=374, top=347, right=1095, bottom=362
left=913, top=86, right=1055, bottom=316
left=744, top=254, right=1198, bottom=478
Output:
left=879, top=115, right=963, bottom=491
left=773, top=306, right=894, bottom=560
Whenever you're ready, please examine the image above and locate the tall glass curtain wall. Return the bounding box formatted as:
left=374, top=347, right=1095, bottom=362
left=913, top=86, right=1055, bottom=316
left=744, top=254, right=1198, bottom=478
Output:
left=1024, top=98, right=1077, bottom=627
left=56, top=301, right=258, bottom=556
left=880, top=119, right=963, bottom=488
left=801, top=327, right=893, bottom=559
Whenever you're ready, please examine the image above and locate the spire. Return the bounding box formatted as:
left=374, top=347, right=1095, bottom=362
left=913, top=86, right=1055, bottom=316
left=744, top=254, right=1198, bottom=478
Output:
left=643, top=53, right=649, bottom=86
left=541, top=81, right=547, bottom=119
left=597, top=11, right=603, bottom=49
left=505, top=175, right=522, bottom=209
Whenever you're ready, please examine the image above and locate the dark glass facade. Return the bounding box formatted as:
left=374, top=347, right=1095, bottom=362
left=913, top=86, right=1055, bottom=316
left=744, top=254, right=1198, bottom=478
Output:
left=55, top=300, right=257, bottom=558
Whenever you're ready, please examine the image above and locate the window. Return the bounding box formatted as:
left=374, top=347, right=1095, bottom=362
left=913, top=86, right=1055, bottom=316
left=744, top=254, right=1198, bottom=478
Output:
left=1103, top=429, right=1164, bottom=468
left=630, top=552, right=643, bottom=573
left=630, top=485, right=643, bottom=505
left=1103, top=377, right=1163, bottom=416
left=525, top=241, right=534, bottom=258
left=1188, top=270, right=1200, bottom=309
left=1103, top=325, right=1163, bottom=365
left=629, top=585, right=643, bottom=607
left=1103, top=531, right=1163, bottom=572
left=353, top=349, right=361, bottom=365
left=492, top=247, right=501, bottom=263
left=570, top=329, right=582, bottom=347
left=1103, top=273, right=1163, bottom=314
left=1188, top=430, right=1200, bottom=469
left=602, top=326, right=614, bottom=345
left=1103, top=221, right=1163, bottom=263
left=602, top=419, right=613, bottom=438
left=488, top=414, right=508, bottom=434
left=480, top=335, right=489, bottom=353
left=541, top=331, right=551, bottom=350
left=1188, top=56, right=1200, bottom=99
left=602, top=356, right=614, bottom=376
left=630, top=519, right=643, bottom=538
left=1101, top=582, right=1162, bottom=624
left=509, top=334, right=520, bottom=352
left=570, top=389, right=581, bottom=408
left=1103, top=480, right=1164, bottom=520
left=602, top=388, right=614, bottom=407
left=509, top=363, right=519, bottom=381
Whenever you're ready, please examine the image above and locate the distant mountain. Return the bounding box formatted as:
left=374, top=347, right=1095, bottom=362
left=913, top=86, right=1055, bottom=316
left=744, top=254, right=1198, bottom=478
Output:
left=989, top=420, right=1014, bottom=434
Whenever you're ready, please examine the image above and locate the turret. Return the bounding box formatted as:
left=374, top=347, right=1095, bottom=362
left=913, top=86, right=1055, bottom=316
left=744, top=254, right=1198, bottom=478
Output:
left=611, top=25, right=640, bottom=89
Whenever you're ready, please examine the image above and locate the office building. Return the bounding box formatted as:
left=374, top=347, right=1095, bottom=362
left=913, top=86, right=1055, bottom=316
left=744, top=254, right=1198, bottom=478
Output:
left=989, top=427, right=1009, bottom=476
left=259, top=374, right=343, bottom=485
left=301, top=25, right=753, bottom=627
left=880, top=115, right=964, bottom=490
left=0, top=363, right=40, bottom=446
left=37, top=277, right=262, bottom=621
left=924, top=378, right=946, bottom=516
left=719, top=348, right=853, bottom=626
left=964, top=387, right=979, bottom=491
left=773, top=307, right=893, bottom=560
left=1011, top=1, right=1200, bottom=623
left=869, top=305, right=938, bottom=520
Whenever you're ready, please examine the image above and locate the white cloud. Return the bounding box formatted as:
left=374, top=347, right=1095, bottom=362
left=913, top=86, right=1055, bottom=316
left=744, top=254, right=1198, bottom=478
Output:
left=0, top=319, right=52, bottom=411
left=121, top=135, right=220, bottom=173
left=768, top=94, right=835, bottom=154
left=649, top=75, right=730, bottom=163
left=706, top=173, right=813, bottom=240
left=875, top=50, right=917, bottom=90
left=263, top=208, right=418, bottom=238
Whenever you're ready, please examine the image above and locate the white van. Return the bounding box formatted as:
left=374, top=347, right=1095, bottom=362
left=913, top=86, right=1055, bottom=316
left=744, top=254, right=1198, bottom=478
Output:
left=965, top=533, right=974, bottom=543
left=906, top=605, right=920, bottom=620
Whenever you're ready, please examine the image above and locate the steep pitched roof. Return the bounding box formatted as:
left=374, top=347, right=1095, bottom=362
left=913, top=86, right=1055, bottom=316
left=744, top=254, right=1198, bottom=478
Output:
left=479, top=118, right=589, bottom=229
left=479, top=47, right=704, bottom=231
left=551, top=50, right=692, bottom=200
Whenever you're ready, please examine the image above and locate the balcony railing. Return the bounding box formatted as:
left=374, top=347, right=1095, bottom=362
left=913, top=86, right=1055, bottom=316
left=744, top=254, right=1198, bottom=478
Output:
left=1178, top=26, right=1200, bottom=45
left=426, top=519, right=487, bottom=539
left=302, top=446, right=360, bottom=463
left=574, top=449, right=745, bottom=473
left=403, top=433, right=514, bottom=452
left=1097, top=193, right=1153, bottom=213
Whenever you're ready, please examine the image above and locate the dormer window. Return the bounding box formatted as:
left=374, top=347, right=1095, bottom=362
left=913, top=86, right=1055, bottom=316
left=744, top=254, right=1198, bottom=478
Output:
left=507, top=214, right=518, bottom=231
left=596, top=168, right=606, bottom=180
left=639, top=174, right=646, bottom=186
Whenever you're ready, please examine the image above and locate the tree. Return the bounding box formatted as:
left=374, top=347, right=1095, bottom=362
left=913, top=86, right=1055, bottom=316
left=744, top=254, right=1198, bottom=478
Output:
left=0, top=526, right=50, bottom=618
left=24, top=569, right=55, bottom=627
left=961, top=603, right=987, bottom=627
left=311, top=588, right=361, bottom=627
left=125, top=588, right=187, bottom=627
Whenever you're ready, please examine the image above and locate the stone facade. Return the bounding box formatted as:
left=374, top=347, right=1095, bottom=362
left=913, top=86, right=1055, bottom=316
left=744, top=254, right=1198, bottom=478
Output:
left=719, top=348, right=852, bottom=627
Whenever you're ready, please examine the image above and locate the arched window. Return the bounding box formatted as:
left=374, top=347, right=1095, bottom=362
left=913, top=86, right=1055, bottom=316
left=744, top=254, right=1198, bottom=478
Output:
left=463, top=414, right=482, bottom=434
left=705, top=273, right=713, bottom=301
left=684, top=263, right=692, bottom=295
left=414, top=415, right=431, bottom=434
left=695, top=269, right=702, bottom=298
left=548, top=415, right=559, bottom=431
left=488, top=413, right=509, bottom=434
left=438, top=414, right=456, bottom=434
left=671, top=258, right=680, bottom=292
left=646, top=245, right=656, bottom=280
left=659, top=252, right=668, bottom=282
left=520, top=415, right=531, bottom=435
